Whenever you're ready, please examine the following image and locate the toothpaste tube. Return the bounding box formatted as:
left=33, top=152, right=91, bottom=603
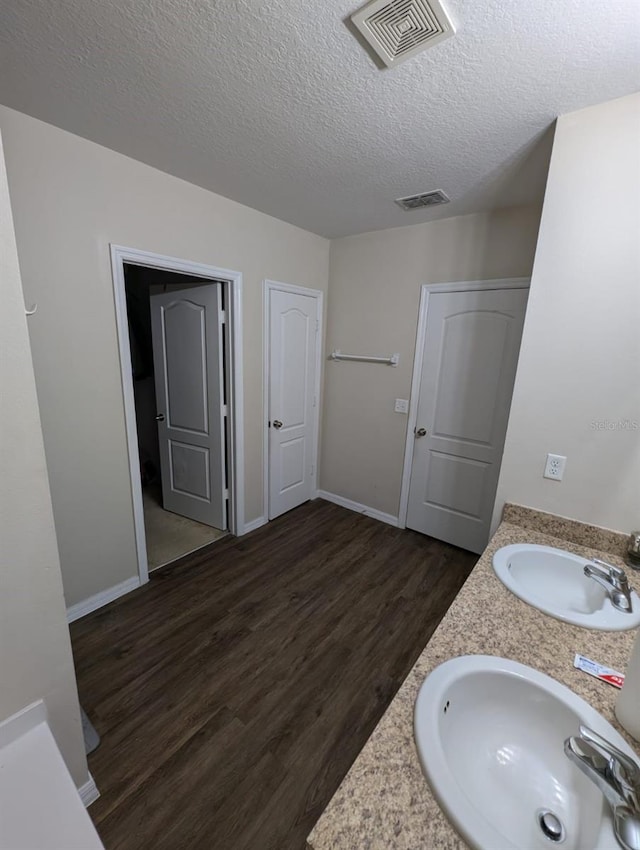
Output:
left=574, top=653, right=625, bottom=689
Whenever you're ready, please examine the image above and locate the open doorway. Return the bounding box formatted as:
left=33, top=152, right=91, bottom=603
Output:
left=111, top=246, right=245, bottom=586
left=124, top=265, right=228, bottom=571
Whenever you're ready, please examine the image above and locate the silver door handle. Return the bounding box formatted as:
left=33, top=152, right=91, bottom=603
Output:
left=415, top=427, right=427, bottom=437
left=272, top=419, right=283, bottom=430
left=156, top=413, right=165, bottom=422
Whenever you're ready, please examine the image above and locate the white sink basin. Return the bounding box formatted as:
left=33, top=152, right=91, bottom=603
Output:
left=414, top=655, right=639, bottom=850
left=492, top=543, right=640, bottom=630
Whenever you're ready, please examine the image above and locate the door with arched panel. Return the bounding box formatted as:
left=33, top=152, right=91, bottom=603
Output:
left=406, top=286, right=528, bottom=553
left=150, top=284, right=226, bottom=530
left=268, top=287, right=320, bottom=520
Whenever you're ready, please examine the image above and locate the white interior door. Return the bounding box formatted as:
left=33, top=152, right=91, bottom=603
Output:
left=151, top=283, right=226, bottom=529
left=268, top=288, right=319, bottom=520
left=406, top=286, right=528, bottom=553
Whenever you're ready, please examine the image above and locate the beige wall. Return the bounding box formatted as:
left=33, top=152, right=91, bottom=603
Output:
left=321, top=205, right=542, bottom=517
left=494, top=93, right=640, bottom=533
left=0, top=130, right=88, bottom=786
left=0, top=106, right=329, bottom=608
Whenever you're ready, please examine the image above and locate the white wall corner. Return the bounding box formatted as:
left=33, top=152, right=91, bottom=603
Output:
left=78, top=772, right=100, bottom=807
left=316, top=490, right=399, bottom=527
left=67, top=576, right=140, bottom=624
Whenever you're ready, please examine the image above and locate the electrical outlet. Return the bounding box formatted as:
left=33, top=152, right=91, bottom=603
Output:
left=544, top=453, right=567, bottom=481
left=394, top=398, right=409, bottom=414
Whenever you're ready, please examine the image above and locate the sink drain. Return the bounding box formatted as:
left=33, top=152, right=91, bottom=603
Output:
left=537, top=809, right=565, bottom=843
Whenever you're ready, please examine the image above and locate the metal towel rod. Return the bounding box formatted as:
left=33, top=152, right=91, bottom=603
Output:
left=329, top=349, right=399, bottom=367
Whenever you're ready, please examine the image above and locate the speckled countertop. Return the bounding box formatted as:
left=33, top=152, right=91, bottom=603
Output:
left=307, top=505, right=639, bottom=850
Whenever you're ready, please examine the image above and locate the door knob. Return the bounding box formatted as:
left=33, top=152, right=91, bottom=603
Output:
left=415, top=427, right=427, bottom=437
left=155, top=413, right=165, bottom=422
left=272, top=419, right=283, bottom=430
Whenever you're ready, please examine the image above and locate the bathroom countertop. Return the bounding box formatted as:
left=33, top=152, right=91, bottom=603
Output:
left=307, top=508, right=639, bottom=850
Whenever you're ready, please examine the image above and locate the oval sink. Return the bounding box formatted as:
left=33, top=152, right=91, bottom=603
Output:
left=493, top=544, right=640, bottom=630
left=414, top=655, right=639, bottom=850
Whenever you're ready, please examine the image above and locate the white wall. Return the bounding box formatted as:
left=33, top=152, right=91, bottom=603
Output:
left=0, top=106, right=330, bottom=609
left=494, top=93, right=640, bottom=533
left=321, top=205, right=542, bottom=518
left=0, top=130, right=88, bottom=787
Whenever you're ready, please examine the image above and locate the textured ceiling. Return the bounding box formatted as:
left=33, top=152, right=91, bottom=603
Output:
left=1, top=0, right=639, bottom=237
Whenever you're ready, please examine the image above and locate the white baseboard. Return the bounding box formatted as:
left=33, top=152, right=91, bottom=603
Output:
left=78, top=772, right=100, bottom=807
left=0, top=700, right=47, bottom=748
left=67, top=576, right=140, bottom=624
left=316, top=490, right=399, bottom=527
left=242, top=516, right=268, bottom=534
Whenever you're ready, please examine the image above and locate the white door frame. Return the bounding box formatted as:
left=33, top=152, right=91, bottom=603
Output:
left=262, top=279, right=323, bottom=521
left=110, top=245, right=245, bottom=585
left=398, top=277, right=530, bottom=530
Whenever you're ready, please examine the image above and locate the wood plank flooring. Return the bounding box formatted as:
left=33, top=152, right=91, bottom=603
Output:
left=70, top=499, right=477, bottom=850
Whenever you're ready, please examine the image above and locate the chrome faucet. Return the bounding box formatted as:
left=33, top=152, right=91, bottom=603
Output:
left=584, top=558, right=633, bottom=613
left=565, top=726, right=640, bottom=850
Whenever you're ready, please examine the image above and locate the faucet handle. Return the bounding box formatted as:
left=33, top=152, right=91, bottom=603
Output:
left=565, top=735, right=622, bottom=809
left=579, top=726, right=640, bottom=806
left=591, top=558, right=629, bottom=584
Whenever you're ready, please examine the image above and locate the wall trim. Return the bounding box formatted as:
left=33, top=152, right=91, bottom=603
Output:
left=66, top=576, right=140, bottom=624
left=109, top=245, right=245, bottom=589
left=316, top=490, right=399, bottom=527
left=0, top=700, right=47, bottom=748
left=398, top=276, right=531, bottom=530
left=262, top=279, right=324, bottom=521
left=243, top=516, right=268, bottom=534
left=78, top=773, right=100, bottom=808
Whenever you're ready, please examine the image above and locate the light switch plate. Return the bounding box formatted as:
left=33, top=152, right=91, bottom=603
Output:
left=394, top=398, right=409, bottom=414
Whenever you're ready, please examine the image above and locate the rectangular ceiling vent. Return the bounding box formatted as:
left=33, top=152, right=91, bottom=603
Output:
left=351, top=0, right=455, bottom=68
left=395, top=189, right=450, bottom=211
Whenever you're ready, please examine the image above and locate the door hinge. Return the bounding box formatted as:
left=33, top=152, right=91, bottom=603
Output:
left=222, top=404, right=228, bottom=418
left=223, top=488, right=229, bottom=500
left=310, top=464, right=315, bottom=476
left=219, top=309, right=226, bottom=325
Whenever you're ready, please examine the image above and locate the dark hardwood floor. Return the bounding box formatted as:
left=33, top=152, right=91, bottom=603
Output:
left=70, top=499, right=476, bottom=850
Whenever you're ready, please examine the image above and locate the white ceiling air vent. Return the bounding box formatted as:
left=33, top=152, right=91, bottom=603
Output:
left=351, top=0, right=455, bottom=68
left=395, top=189, right=450, bottom=210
